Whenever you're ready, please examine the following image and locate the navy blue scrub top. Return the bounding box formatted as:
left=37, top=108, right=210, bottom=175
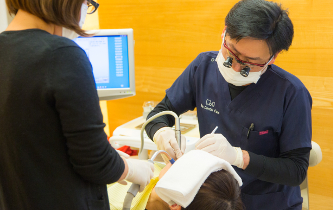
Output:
left=166, top=51, right=312, bottom=210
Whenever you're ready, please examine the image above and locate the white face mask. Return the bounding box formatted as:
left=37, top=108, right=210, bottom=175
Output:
left=216, top=32, right=272, bottom=86
left=62, top=3, right=88, bottom=40
left=216, top=50, right=268, bottom=86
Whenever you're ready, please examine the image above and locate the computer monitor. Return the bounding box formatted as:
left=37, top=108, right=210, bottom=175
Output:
left=74, top=29, right=135, bottom=100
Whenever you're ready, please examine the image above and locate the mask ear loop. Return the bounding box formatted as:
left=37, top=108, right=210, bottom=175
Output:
left=259, top=55, right=274, bottom=75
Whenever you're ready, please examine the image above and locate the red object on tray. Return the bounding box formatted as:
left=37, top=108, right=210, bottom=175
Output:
left=117, top=145, right=138, bottom=156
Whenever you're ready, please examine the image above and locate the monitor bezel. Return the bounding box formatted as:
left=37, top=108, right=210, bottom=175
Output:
left=80, top=29, right=135, bottom=101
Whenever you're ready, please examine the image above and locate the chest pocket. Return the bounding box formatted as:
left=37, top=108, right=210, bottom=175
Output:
left=240, top=127, right=279, bottom=157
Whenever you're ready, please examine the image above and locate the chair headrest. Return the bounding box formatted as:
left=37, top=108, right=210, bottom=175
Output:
left=309, top=141, right=322, bottom=167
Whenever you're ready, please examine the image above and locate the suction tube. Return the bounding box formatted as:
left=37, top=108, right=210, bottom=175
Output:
left=140, top=111, right=181, bottom=155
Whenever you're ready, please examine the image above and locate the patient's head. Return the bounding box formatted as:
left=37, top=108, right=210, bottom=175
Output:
left=150, top=155, right=244, bottom=210
left=182, top=169, right=243, bottom=210
left=165, top=169, right=243, bottom=210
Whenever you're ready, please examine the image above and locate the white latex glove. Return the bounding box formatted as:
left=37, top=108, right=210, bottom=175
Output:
left=124, top=159, right=154, bottom=192
left=116, top=150, right=130, bottom=159
left=116, top=150, right=130, bottom=185
left=153, top=127, right=186, bottom=163
left=195, top=133, right=244, bottom=169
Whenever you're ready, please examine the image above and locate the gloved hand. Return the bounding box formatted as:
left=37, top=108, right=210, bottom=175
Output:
left=124, top=159, right=155, bottom=192
left=153, top=127, right=186, bottom=163
left=195, top=134, right=244, bottom=169
left=116, top=149, right=130, bottom=159
left=116, top=150, right=130, bottom=185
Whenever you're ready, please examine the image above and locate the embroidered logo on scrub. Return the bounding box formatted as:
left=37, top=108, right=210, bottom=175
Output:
left=206, top=99, right=215, bottom=107
left=259, top=130, right=269, bottom=135
left=201, top=99, right=219, bottom=114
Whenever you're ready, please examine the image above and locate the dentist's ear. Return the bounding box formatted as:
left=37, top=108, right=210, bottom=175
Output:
left=268, top=51, right=281, bottom=65
left=169, top=204, right=181, bottom=210
left=221, top=26, right=227, bottom=38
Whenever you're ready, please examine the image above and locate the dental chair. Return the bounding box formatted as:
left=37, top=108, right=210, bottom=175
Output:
left=109, top=112, right=323, bottom=210
left=301, top=141, right=322, bottom=210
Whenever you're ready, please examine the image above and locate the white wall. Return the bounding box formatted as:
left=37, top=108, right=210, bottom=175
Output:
left=0, top=0, right=10, bottom=32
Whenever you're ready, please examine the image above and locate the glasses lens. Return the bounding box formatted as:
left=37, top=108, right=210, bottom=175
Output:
left=87, top=5, right=96, bottom=14
left=87, top=0, right=99, bottom=14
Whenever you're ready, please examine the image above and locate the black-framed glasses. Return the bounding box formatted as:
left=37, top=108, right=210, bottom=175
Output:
left=87, top=0, right=99, bottom=14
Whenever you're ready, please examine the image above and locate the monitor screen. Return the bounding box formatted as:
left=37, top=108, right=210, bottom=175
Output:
left=74, top=29, right=135, bottom=100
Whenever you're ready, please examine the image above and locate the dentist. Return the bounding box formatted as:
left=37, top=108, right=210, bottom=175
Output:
left=145, top=0, right=312, bottom=209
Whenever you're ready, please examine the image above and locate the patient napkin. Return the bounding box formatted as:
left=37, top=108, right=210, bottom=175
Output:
left=155, top=150, right=242, bottom=208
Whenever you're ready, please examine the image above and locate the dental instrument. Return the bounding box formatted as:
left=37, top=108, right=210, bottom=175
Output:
left=211, top=126, right=218, bottom=134
left=150, top=150, right=175, bottom=164
left=139, top=111, right=181, bottom=159
left=123, top=111, right=180, bottom=210
left=122, top=150, right=174, bottom=210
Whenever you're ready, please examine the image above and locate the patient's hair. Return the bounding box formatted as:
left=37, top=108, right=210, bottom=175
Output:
left=182, top=170, right=244, bottom=210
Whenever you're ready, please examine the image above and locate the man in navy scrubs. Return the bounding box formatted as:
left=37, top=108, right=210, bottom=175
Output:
left=145, top=0, right=312, bottom=209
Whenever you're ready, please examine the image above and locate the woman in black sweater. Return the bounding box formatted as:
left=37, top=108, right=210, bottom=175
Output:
left=0, top=1, right=154, bottom=209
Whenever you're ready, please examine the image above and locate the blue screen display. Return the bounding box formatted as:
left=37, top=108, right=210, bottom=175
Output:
left=74, top=35, right=129, bottom=89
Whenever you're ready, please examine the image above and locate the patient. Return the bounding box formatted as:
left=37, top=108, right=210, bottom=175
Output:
left=108, top=153, right=243, bottom=210
left=147, top=163, right=243, bottom=210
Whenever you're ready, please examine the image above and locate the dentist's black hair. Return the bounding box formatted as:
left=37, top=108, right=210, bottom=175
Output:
left=225, top=0, right=294, bottom=56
